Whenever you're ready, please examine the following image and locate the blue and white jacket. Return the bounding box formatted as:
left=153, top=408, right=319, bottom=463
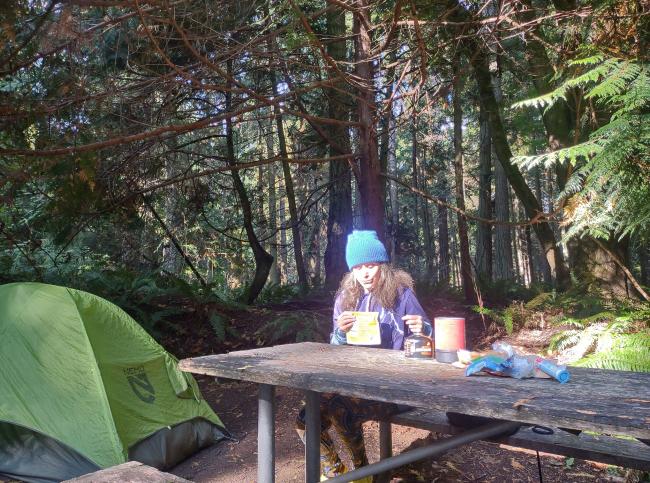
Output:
left=331, top=287, right=432, bottom=350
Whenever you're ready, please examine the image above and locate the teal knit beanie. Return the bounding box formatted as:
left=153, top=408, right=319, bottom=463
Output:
left=345, top=230, right=389, bottom=270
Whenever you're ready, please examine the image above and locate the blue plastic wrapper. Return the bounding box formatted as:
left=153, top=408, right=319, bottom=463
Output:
left=536, top=359, right=571, bottom=383
left=465, top=355, right=508, bottom=377
left=465, top=342, right=571, bottom=383
left=504, top=355, right=536, bottom=379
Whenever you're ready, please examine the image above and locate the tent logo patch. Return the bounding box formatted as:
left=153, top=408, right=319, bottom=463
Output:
left=125, top=367, right=155, bottom=403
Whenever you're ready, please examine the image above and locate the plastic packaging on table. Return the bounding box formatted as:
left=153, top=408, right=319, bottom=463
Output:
left=503, top=354, right=536, bottom=379
left=492, top=341, right=515, bottom=358
left=465, top=355, right=508, bottom=376
left=536, top=358, right=571, bottom=383
left=465, top=341, right=570, bottom=383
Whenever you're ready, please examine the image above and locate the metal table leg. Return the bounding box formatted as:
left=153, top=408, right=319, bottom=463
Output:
left=327, top=420, right=521, bottom=483
left=377, top=420, right=393, bottom=483
left=305, top=390, right=321, bottom=483
left=258, top=384, right=275, bottom=483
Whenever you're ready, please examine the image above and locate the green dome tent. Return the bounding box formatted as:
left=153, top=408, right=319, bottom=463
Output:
left=0, top=282, right=227, bottom=483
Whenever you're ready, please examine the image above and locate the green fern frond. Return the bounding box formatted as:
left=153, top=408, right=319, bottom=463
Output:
left=564, top=58, right=619, bottom=90
left=514, top=141, right=601, bottom=170
left=515, top=53, right=649, bottom=242
left=549, top=329, right=581, bottom=352
left=587, top=62, right=642, bottom=100
left=610, top=332, right=650, bottom=350
left=511, top=85, right=568, bottom=110
left=568, top=54, right=606, bottom=67
left=575, top=347, right=650, bottom=372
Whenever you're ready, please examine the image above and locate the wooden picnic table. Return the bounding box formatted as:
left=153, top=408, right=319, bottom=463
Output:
left=180, top=342, right=650, bottom=483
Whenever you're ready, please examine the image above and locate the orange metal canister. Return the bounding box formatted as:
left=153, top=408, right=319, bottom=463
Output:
left=433, top=317, right=466, bottom=363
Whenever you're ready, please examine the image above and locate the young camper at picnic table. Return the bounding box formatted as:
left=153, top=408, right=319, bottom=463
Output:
left=295, top=229, right=432, bottom=481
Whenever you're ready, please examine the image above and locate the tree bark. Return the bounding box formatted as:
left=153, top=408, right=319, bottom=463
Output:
left=353, top=0, right=384, bottom=237
left=268, top=45, right=308, bottom=293
left=475, top=99, right=493, bottom=283
left=452, top=58, right=475, bottom=301
left=143, top=195, right=207, bottom=288
left=640, top=243, right=650, bottom=286
left=379, top=53, right=397, bottom=208
left=161, top=143, right=183, bottom=275
left=519, top=0, right=573, bottom=190
left=534, top=168, right=553, bottom=284
left=469, top=47, right=570, bottom=289
left=525, top=223, right=536, bottom=285
left=263, top=123, right=281, bottom=285
left=388, top=106, right=399, bottom=262
left=411, top=116, right=420, bottom=278
left=225, top=60, right=272, bottom=304
left=279, top=198, right=288, bottom=283
left=519, top=2, right=634, bottom=293
left=494, top=146, right=514, bottom=281
left=323, top=3, right=353, bottom=290
left=421, top=149, right=436, bottom=281
left=437, top=176, right=450, bottom=285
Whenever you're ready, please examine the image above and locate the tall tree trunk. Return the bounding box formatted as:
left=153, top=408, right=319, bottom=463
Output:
left=525, top=223, right=537, bottom=285
left=267, top=159, right=281, bottom=285
left=494, top=148, right=514, bottom=281
left=305, top=203, right=322, bottom=287
left=268, top=45, right=308, bottom=293
left=279, top=198, right=288, bottom=283
left=519, top=0, right=573, bottom=191
left=353, top=0, right=384, bottom=237
left=518, top=0, right=631, bottom=294
left=162, top=145, right=183, bottom=275
left=640, top=243, right=650, bottom=286
left=512, top=197, right=523, bottom=284
left=411, top=116, right=420, bottom=278
left=452, top=58, right=475, bottom=301
left=445, top=0, right=569, bottom=287
left=379, top=54, right=397, bottom=208
left=262, top=121, right=281, bottom=285
left=437, top=176, right=450, bottom=285
left=388, top=104, right=399, bottom=263
left=143, top=196, right=207, bottom=287
left=421, top=149, right=436, bottom=281
left=323, top=3, right=353, bottom=290
left=469, top=47, right=570, bottom=289
left=475, top=100, right=493, bottom=283
left=388, top=105, right=399, bottom=262
left=573, top=237, right=636, bottom=298
left=225, top=60, right=272, bottom=303
left=534, top=168, right=553, bottom=284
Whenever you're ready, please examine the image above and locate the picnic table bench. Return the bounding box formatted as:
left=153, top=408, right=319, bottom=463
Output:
left=384, top=408, right=650, bottom=470
left=180, top=342, right=650, bottom=483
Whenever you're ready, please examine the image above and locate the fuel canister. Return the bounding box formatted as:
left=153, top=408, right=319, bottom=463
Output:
left=433, top=317, right=466, bottom=363
left=404, top=334, right=434, bottom=359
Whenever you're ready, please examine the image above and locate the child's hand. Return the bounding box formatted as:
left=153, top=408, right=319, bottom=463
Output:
left=337, top=311, right=356, bottom=333
left=402, top=315, right=424, bottom=334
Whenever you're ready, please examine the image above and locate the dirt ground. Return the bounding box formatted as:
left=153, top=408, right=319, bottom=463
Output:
left=168, top=292, right=635, bottom=483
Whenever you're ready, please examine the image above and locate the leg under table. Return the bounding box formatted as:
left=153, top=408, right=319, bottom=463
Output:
left=258, top=384, right=276, bottom=483
left=305, top=390, right=321, bottom=483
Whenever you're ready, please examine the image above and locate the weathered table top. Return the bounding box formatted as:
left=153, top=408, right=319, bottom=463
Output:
left=179, top=342, right=650, bottom=439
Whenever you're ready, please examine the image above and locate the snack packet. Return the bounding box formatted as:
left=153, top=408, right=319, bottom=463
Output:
left=346, top=311, right=381, bottom=345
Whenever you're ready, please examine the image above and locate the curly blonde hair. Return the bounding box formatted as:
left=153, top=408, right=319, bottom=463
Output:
left=336, top=264, right=414, bottom=311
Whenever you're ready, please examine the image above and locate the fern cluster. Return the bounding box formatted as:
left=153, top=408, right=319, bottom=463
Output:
left=513, top=53, right=650, bottom=242
left=549, top=307, right=650, bottom=372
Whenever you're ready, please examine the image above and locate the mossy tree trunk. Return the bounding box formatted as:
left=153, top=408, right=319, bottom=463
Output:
left=323, top=3, right=353, bottom=290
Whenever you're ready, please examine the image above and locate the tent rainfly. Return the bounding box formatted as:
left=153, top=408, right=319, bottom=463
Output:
left=0, top=282, right=227, bottom=483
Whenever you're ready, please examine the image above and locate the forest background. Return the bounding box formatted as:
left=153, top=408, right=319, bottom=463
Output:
left=0, top=0, right=649, bottom=372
